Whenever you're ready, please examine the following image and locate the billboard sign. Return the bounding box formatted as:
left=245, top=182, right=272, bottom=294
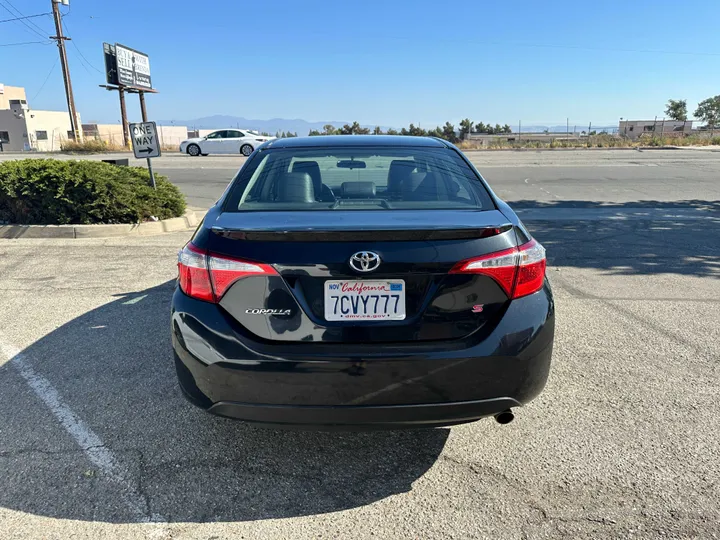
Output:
left=115, top=43, right=152, bottom=90
left=103, top=43, right=119, bottom=86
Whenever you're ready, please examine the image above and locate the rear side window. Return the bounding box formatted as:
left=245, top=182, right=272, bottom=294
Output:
left=225, top=147, right=494, bottom=211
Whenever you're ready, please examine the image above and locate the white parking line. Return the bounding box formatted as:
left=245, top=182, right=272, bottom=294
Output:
left=123, top=294, right=148, bottom=305
left=0, top=336, right=166, bottom=525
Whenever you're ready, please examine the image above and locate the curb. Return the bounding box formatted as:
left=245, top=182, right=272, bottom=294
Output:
left=0, top=209, right=207, bottom=240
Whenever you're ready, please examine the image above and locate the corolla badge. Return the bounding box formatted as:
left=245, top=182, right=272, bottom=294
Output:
left=245, top=308, right=292, bottom=316
left=349, top=251, right=381, bottom=272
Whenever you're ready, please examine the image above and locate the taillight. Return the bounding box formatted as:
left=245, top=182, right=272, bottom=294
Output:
left=450, top=239, right=546, bottom=299
left=177, top=243, right=277, bottom=303
left=178, top=244, right=214, bottom=302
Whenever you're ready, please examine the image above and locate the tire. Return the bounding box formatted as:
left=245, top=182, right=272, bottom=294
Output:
left=186, top=143, right=201, bottom=156
left=240, top=144, right=254, bottom=157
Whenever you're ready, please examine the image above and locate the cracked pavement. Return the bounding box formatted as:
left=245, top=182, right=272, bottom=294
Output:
left=0, top=150, right=719, bottom=539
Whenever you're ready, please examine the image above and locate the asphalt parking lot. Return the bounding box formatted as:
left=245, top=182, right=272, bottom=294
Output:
left=0, top=149, right=719, bottom=539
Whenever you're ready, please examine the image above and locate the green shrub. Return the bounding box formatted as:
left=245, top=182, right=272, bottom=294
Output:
left=0, top=159, right=186, bottom=225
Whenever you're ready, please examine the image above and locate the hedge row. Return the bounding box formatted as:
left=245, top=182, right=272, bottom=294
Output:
left=0, top=159, right=186, bottom=225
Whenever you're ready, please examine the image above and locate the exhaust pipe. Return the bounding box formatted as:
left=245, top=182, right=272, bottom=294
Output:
left=494, top=409, right=514, bottom=425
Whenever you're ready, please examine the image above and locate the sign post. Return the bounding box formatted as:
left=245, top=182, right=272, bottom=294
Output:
left=129, top=121, right=161, bottom=190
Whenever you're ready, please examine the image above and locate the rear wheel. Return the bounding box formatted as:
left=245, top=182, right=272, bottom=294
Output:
left=240, top=144, right=254, bottom=157
left=187, top=143, right=201, bottom=156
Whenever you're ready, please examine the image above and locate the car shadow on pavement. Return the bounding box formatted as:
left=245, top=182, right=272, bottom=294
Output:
left=510, top=199, right=720, bottom=278
left=0, top=281, right=449, bottom=523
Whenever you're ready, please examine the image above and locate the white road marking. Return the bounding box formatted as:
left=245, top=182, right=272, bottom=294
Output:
left=123, top=294, right=148, bottom=305
left=524, top=177, right=562, bottom=198
left=0, top=336, right=166, bottom=526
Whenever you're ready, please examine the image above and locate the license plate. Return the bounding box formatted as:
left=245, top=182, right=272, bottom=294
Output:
left=324, top=280, right=406, bottom=321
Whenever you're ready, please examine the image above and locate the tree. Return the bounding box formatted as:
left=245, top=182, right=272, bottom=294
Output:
left=354, top=122, right=370, bottom=135
left=373, top=126, right=383, bottom=135
left=474, top=122, right=487, bottom=134
left=459, top=118, right=474, bottom=140
left=502, top=124, right=512, bottom=134
left=386, top=128, right=399, bottom=135
left=665, top=99, right=688, bottom=121
left=442, top=122, right=458, bottom=143
left=400, top=127, right=409, bottom=136
left=426, top=126, right=443, bottom=139
left=308, top=129, right=321, bottom=136
left=694, top=95, right=720, bottom=129
left=286, top=131, right=297, bottom=138
left=407, top=123, right=426, bottom=136
left=322, top=124, right=337, bottom=135
left=494, top=124, right=502, bottom=134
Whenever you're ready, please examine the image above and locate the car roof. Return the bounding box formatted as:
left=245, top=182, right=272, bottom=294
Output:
left=263, top=135, right=450, bottom=149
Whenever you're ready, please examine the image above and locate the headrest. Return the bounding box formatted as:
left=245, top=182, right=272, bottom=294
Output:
left=341, top=181, right=376, bottom=198
left=291, top=161, right=322, bottom=193
left=276, top=172, right=315, bottom=203
left=402, top=172, right=445, bottom=201
left=388, top=160, right=424, bottom=194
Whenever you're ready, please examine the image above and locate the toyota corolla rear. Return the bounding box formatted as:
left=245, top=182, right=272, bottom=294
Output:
left=171, top=136, right=554, bottom=429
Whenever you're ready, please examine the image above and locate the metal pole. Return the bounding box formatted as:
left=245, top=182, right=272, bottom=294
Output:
left=119, top=88, right=129, bottom=147
left=146, top=156, right=156, bottom=190
left=139, top=91, right=148, bottom=122
left=51, top=0, right=82, bottom=142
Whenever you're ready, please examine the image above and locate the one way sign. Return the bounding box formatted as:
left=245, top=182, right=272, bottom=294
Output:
left=129, top=121, right=161, bottom=159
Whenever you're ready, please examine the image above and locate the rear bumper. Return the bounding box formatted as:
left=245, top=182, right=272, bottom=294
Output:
left=171, top=282, right=554, bottom=428
left=207, top=397, right=521, bottom=430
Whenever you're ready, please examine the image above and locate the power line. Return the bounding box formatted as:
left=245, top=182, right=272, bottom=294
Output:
left=0, top=0, right=49, bottom=36
left=0, top=12, right=50, bottom=24
left=0, top=40, right=50, bottom=47
left=32, top=58, right=59, bottom=101
left=0, top=0, right=48, bottom=39
left=62, top=18, right=103, bottom=74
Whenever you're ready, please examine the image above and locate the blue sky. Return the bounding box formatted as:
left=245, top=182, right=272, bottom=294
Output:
left=1, top=0, right=719, bottom=127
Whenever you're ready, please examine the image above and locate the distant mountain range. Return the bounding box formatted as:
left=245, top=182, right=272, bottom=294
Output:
left=157, top=115, right=391, bottom=135
left=157, top=115, right=618, bottom=135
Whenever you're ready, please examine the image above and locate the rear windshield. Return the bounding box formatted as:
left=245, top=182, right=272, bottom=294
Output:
left=224, top=146, right=494, bottom=211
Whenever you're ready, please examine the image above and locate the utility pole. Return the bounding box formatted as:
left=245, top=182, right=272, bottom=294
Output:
left=50, top=0, right=82, bottom=142
left=139, top=92, right=148, bottom=122
left=119, top=88, right=129, bottom=147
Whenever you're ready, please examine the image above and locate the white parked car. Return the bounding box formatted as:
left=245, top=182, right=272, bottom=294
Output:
left=180, top=130, right=274, bottom=157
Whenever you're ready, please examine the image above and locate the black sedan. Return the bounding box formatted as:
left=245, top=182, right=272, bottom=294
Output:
left=171, top=135, right=554, bottom=429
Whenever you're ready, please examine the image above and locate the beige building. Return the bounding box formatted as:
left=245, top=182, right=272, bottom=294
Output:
left=83, top=123, right=189, bottom=148
left=619, top=120, right=692, bottom=140
left=0, top=83, right=76, bottom=152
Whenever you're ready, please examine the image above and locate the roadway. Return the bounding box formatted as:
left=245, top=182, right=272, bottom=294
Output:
left=0, top=148, right=718, bottom=539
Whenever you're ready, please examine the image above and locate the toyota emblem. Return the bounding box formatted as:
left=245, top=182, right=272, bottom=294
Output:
left=349, top=251, right=381, bottom=273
